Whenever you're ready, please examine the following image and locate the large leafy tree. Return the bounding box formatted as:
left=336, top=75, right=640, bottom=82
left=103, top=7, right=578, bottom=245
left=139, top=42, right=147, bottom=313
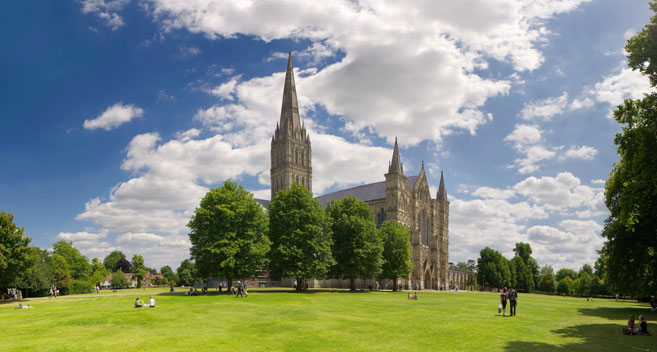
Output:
left=52, top=241, right=91, bottom=280
left=326, top=196, right=383, bottom=291
left=600, top=3, right=657, bottom=296
left=15, top=247, right=52, bottom=297
left=555, top=268, right=578, bottom=282
left=378, top=220, right=413, bottom=291
left=131, top=255, right=147, bottom=288
left=269, top=185, right=334, bottom=291
left=477, top=247, right=511, bottom=289
left=510, top=242, right=536, bottom=292
left=103, top=250, right=126, bottom=272
left=160, top=265, right=175, bottom=283
left=176, top=259, right=195, bottom=286
left=0, top=212, right=32, bottom=291
left=48, top=254, right=72, bottom=292
left=110, top=270, right=128, bottom=288
left=188, top=181, right=270, bottom=292
left=117, top=258, right=132, bottom=273
left=90, top=258, right=109, bottom=287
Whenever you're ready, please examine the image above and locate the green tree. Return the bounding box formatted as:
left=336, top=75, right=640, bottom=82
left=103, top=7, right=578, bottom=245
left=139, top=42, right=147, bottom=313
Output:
left=188, top=181, right=270, bottom=292
left=110, top=270, right=128, bottom=288
left=48, top=254, right=72, bottom=293
left=510, top=256, right=534, bottom=292
left=477, top=247, right=511, bottom=289
left=160, top=265, right=175, bottom=282
left=456, top=262, right=469, bottom=271
left=513, top=242, right=533, bottom=262
left=0, top=212, right=32, bottom=291
left=130, top=255, right=147, bottom=288
left=556, top=279, right=571, bottom=295
left=573, top=272, right=593, bottom=296
left=269, top=185, right=334, bottom=291
left=103, top=250, right=126, bottom=272
left=15, top=247, right=52, bottom=297
left=578, top=264, right=593, bottom=277
left=176, top=259, right=194, bottom=286
left=52, top=241, right=91, bottom=280
left=90, top=258, right=109, bottom=287
left=538, top=271, right=556, bottom=293
left=326, top=196, right=382, bottom=291
left=601, top=4, right=657, bottom=296
left=378, top=220, right=413, bottom=291
left=555, top=268, right=578, bottom=282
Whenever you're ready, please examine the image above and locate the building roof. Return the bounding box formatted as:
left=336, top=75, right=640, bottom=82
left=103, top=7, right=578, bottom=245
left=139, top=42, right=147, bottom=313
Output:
left=255, top=199, right=270, bottom=209
left=315, top=175, right=418, bottom=207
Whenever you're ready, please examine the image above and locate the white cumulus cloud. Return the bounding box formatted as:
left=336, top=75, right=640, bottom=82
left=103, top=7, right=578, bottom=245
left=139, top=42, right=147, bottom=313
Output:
left=83, top=103, right=144, bottom=131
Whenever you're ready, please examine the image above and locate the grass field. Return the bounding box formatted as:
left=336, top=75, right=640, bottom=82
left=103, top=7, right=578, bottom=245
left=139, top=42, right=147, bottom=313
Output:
left=0, top=288, right=654, bottom=351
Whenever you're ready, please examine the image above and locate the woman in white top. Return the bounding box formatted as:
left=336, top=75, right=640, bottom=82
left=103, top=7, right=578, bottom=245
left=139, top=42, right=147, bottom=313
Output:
left=148, top=296, right=155, bottom=307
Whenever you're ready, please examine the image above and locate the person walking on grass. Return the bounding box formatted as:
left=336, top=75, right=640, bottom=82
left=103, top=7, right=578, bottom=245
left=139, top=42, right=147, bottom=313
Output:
left=508, top=287, right=517, bottom=316
left=500, top=287, right=508, bottom=316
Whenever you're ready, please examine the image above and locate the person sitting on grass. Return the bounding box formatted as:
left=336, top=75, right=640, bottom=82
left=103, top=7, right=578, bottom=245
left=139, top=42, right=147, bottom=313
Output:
left=413, top=292, right=419, bottom=300
left=623, top=315, right=636, bottom=335
left=638, top=315, right=651, bottom=335
left=407, top=292, right=412, bottom=300
left=134, top=297, right=144, bottom=308
left=148, top=296, right=155, bottom=308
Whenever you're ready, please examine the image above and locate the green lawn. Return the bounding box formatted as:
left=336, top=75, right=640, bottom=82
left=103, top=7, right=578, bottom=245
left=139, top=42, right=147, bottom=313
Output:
left=0, top=288, right=654, bottom=351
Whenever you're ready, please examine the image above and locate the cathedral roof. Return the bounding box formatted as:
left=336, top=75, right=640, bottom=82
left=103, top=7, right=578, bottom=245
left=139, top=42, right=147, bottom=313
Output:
left=315, top=175, right=418, bottom=208
left=279, top=52, right=301, bottom=134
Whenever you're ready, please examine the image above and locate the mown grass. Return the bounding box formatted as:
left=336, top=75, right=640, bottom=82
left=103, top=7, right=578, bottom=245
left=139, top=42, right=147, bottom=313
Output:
left=0, top=288, right=654, bottom=351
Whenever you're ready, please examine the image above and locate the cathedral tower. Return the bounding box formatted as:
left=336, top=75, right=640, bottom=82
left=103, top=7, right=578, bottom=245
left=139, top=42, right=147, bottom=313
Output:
left=271, top=53, right=312, bottom=200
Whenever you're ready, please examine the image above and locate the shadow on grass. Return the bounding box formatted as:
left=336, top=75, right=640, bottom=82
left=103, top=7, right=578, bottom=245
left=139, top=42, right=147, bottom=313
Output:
left=577, top=305, right=655, bottom=321
left=504, top=323, right=653, bottom=351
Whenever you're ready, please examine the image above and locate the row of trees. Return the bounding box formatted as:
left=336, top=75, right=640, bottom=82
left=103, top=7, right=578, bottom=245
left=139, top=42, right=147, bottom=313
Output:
left=471, top=242, right=610, bottom=297
left=188, top=181, right=415, bottom=292
left=0, top=211, right=195, bottom=297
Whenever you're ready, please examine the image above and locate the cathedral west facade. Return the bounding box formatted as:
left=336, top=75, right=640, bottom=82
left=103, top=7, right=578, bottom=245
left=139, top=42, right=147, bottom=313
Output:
left=268, top=53, right=450, bottom=290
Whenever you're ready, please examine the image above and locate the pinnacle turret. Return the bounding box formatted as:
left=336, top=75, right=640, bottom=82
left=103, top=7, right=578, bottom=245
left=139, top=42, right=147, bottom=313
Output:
left=437, top=171, right=448, bottom=201
left=388, top=137, right=404, bottom=174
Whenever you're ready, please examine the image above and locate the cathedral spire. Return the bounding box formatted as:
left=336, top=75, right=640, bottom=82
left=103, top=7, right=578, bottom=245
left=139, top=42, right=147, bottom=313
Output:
left=279, top=52, right=301, bottom=134
left=388, top=137, right=404, bottom=174
left=437, top=171, right=448, bottom=201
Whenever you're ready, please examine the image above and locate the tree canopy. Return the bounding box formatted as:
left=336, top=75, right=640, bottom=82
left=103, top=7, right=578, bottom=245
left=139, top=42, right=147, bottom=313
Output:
left=477, top=247, right=511, bottom=289
left=378, top=220, right=413, bottom=291
left=268, top=185, right=334, bottom=291
left=326, top=196, right=382, bottom=291
left=53, top=240, right=91, bottom=280
left=0, top=212, right=32, bottom=291
left=176, top=259, right=195, bottom=286
left=188, top=180, right=270, bottom=291
left=600, top=3, right=657, bottom=296
left=103, top=251, right=126, bottom=272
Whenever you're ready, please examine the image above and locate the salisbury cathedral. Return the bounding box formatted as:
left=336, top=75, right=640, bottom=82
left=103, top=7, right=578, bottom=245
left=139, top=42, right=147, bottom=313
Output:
left=264, top=54, right=456, bottom=290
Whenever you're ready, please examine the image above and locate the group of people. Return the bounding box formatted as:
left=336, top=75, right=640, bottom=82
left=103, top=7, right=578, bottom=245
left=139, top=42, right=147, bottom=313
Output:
left=187, top=287, right=208, bottom=296
left=624, top=315, right=651, bottom=335
left=134, top=296, right=155, bottom=308
left=499, top=287, right=518, bottom=317
left=407, top=292, right=419, bottom=300
left=48, top=286, right=59, bottom=298
left=233, top=281, right=248, bottom=298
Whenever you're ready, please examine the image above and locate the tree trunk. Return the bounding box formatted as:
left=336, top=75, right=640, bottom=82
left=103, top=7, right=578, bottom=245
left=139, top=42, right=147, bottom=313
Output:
left=392, top=277, right=397, bottom=292
left=350, top=277, right=355, bottom=291
left=296, top=278, right=303, bottom=292
left=227, top=278, right=232, bottom=294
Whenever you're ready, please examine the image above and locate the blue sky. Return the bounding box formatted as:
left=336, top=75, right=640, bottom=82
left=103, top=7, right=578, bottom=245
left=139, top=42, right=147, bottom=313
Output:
left=0, top=0, right=653, bottom=270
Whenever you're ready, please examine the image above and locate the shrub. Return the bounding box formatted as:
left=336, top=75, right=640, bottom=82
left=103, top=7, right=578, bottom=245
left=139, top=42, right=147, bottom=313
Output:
left=70, top=279, right=93, bottom=294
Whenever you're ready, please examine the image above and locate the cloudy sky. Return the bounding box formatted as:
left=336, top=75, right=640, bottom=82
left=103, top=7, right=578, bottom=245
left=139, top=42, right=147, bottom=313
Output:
left=1, top=0, right=653, bottom=271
